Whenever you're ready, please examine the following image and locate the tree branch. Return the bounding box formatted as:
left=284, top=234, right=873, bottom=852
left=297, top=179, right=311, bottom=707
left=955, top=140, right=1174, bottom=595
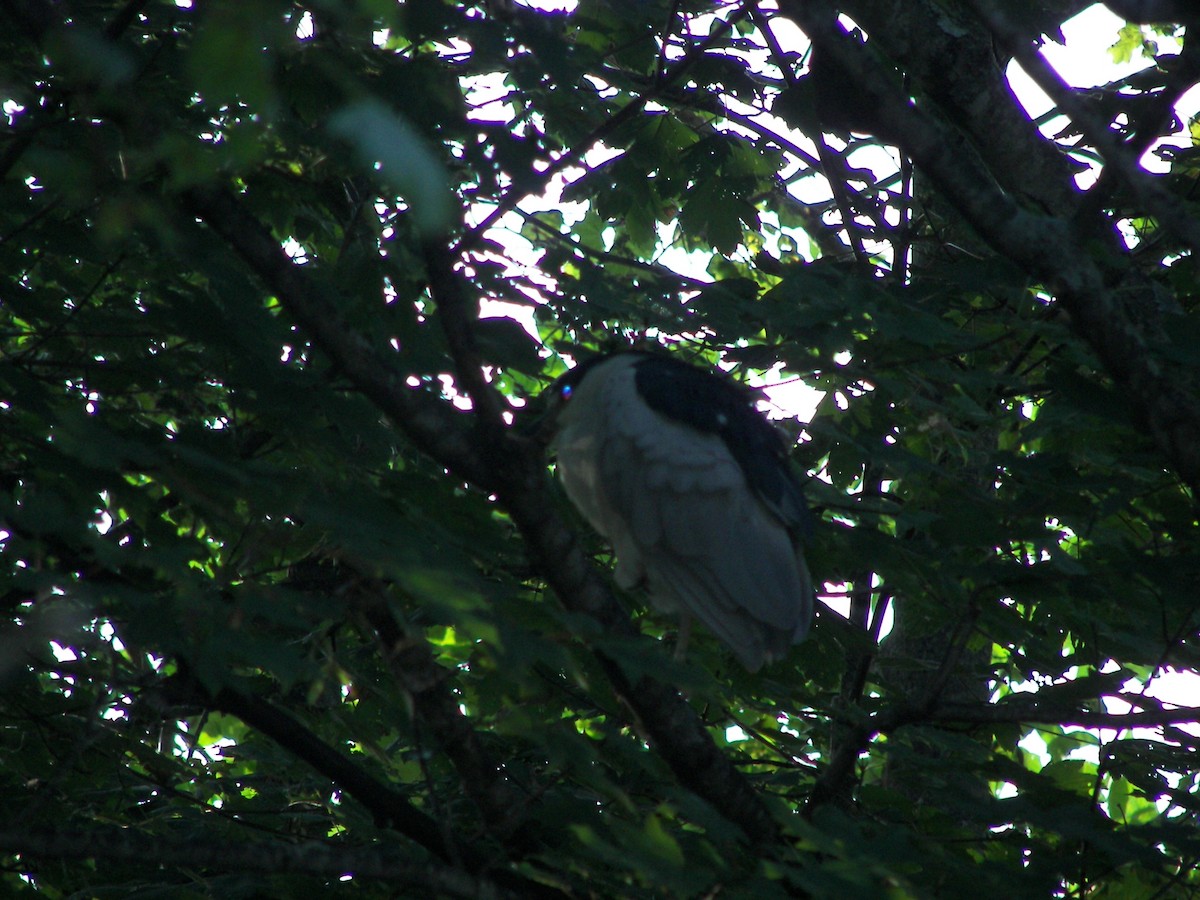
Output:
left=353, top=582, right=541, bottom=854
left=830, top=0, right=1082, bottom=212
left=0, top=829, right=512, bottom=899
left=159, top=672, right=532, bottom=880
left=776, top=0, right=1200, bottom=496
left=181, top=186, right=783, bottom=844
left=932, top=700, right=1200, bottom=729
left=803, top=696, right=1200, bottom=817
left=456, top=1, right=756, bottom=254
left=803, top=700, right=918, bottom=817
left=1103, top=0, right=1200, bottom=26
left=970, top=0, right=1200, bottom=259
left=498, top=480, right=784, bottom=843
left=181, top=187, right=499, bottom=492
left=423, top=240, right=508, bottom=427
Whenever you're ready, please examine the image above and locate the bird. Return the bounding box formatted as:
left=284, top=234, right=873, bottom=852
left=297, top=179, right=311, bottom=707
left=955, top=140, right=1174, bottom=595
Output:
left=541, top=350, right=814, bottom=671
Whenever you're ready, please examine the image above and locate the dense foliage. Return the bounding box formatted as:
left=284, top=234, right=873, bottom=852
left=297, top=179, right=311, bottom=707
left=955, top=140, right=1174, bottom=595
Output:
left=2, top=0, right=1199, bottom=896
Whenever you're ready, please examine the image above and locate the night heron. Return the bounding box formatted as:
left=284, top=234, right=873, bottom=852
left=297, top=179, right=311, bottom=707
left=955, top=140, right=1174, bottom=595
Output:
left=544, top=351, right=814, bottom=671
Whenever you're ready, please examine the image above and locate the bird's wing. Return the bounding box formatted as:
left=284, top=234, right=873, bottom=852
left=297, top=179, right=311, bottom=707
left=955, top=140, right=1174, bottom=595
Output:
left=630, top=353, right=812, bottom=538
left=596, top=362, right=812, bottom=654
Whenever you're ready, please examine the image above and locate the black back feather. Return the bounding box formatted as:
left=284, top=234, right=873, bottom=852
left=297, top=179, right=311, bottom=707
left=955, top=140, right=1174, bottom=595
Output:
left=628, top=354, right=811, bottom=536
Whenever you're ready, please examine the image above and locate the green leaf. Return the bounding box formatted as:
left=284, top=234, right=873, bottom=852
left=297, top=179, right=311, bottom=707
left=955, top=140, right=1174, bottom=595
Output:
left=475, top=315, right=544, bottom=374
left=328, top=98, right=454, bottom=235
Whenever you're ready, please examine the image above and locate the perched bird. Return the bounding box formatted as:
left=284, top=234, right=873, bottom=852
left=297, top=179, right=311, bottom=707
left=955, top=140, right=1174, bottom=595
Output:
left=543, top=350, right=814, bottom=671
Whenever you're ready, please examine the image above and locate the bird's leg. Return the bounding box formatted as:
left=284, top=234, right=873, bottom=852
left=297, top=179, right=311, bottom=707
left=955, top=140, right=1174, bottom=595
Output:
left=673, top=614, right=693, bottom=663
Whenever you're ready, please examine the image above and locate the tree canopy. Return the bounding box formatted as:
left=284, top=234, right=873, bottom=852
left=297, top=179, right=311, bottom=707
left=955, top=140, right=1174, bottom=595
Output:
left=2, top=0, right=1199, bottom=896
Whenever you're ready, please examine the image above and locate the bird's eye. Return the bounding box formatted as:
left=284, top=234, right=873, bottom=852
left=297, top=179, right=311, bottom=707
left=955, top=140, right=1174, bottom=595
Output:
left=561, top=384, right=574, bottom=401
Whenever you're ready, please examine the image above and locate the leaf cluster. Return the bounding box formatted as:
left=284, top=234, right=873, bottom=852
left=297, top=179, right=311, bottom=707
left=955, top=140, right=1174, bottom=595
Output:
left=1, top=0, right=1199, bottom=897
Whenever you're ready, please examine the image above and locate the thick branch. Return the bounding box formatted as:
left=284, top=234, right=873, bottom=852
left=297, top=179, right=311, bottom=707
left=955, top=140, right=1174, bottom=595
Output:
left=932, top=700, right=1200, bottom=729
left=182, top=186, right=782, bottom=844
left=1103, top=0, right=1200, bottom=25
left=201, top=681, right=460, bottom=858
left=777, top=0, right=1200, bottom=496
left=158, top=670, right=566, bottom=900
left=182, top=188, right=498, bottom=492
left=423, top=241, right=508, bottom=426
left=971, top=0, right=1200, bottom=259
left=830, top=0, right=1082, bottom=212
left=0, top=829, right=510, bottom=899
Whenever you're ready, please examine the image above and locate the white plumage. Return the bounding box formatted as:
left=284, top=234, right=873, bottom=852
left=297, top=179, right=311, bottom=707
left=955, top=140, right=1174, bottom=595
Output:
left=548, top=352, right=813, bottom=671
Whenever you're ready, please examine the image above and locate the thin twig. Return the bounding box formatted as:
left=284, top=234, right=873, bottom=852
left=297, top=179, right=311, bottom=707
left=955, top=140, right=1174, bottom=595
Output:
left=455, top=1, right=756, bottom=255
